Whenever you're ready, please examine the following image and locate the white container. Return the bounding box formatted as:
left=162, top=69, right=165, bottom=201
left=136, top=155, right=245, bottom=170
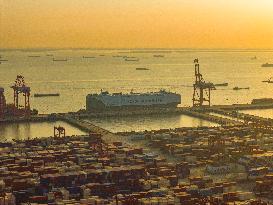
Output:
left=0, top=180, right=5, bottom=190
left=48, top=192, right=55, bottom=201
left=83, top=188, right=91, bottom=199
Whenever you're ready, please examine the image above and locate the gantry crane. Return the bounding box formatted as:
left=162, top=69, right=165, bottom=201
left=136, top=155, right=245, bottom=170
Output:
left=11, top=75, right=31, bottom=116
left=0, top=87, right=6, bottom=118
left=192, top=59, right=215, bottom=107
left=54, top=126, right=66, bottom=137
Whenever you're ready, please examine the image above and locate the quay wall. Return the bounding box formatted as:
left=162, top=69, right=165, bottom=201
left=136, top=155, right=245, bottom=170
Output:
left=0, top=103, right=272, bottom=129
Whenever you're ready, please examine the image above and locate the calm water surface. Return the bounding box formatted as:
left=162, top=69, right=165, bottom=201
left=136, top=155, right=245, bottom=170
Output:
left=240, top=109, right=273, bottom=119
left=0, top=121, right=87, bottom=141
left=86, top=114, right=219, bottom=132
left=0, top=49, right=272, bottom=137
left=0, top=49, right=272, bottom=114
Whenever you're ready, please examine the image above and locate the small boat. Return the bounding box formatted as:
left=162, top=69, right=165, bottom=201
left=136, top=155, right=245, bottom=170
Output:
left=125, top=58, right=139, bottom=62
left=53, top=58, right=67, bottom=61
left=262, top=78, right=273, bottom=83
left=34, top=93, right=60, bottom=97
left=124, top=56, right=137, bottom=59
left=0, top=59, right=8, bottom=62
left=28, top=55, right=40, bottom=57
left=46, top=54, right=54, bottom=56
left=213, top=83, right=228, bottom=87
left=153, top=55, right=164, bottom=58
left=136, top=68, right=149, bottom=71
left=83, top=56, right=95, bottom=58
left=261, top=63, right=273, bottom=67
left=233, top=87, right=250, bottom=90
left=112, top=55, right=123, bottom=58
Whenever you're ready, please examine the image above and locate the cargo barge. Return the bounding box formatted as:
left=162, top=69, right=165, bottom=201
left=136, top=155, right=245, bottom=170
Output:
left=261, top=63, right=273, bottom=67
left=86, top=90, right=181, bottom=112
left=213, top=82, right=228, bottom=87
left=136, top=67, right=149, bottom=70
left=34, top=93, right=60, bottom=97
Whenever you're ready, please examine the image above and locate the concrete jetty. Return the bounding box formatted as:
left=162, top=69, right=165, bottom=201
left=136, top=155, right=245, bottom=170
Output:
left=0, top=102, right=272, bottom=133
left=208, top=107, right=273, bottom=126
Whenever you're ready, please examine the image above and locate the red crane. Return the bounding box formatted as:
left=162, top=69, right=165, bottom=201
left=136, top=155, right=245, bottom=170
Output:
left=192, top=59, right=215, bottom=107
left=11, top=75, right=31, bottom=116
left=0, top=87, right=6, bottom=118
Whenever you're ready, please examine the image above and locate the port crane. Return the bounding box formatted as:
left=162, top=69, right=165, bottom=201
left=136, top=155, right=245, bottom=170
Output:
left=192, top=59, right=215, bottom=107
left=11, top=75, right=31, bottom=116
left=54, top=126, right=66, bottom=138
left=0, top=87, right=6, bottom=118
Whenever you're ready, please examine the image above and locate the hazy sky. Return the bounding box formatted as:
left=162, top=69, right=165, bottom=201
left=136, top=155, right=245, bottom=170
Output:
left=1, top=0, right=273, bottom=49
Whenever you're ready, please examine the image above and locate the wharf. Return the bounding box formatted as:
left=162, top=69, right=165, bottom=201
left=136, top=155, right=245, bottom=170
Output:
left=61, top=116, right=123, bottom=143
left=208, top=107, right=273, bottom=128
left=211, top=103, right=273, bottom=110
left=0, top=103, right=272, bottom=131
left=179, top=109, right=241, bottom=125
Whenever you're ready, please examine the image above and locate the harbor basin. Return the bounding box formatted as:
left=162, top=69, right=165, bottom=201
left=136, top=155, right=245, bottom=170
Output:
left=0, top=121, right=87, bottom=142
left=239, top=108, right=273, bottom=119
left=86, top=114, right=219, bottom=132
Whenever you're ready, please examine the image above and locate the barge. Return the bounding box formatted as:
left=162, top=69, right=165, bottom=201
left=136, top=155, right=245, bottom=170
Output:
left=34, top=93, right=60, bottom=97
left=261, top=63, right=273, bottom=67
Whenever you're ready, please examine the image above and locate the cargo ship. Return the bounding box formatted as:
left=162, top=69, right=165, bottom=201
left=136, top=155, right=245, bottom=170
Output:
left=83, top=56, right=95, bottom=58
left=34, top=93, right=60, bottom=97
left=136, top=67, right=149, bottom=71
left=86, top=90, right=181, bottom=112
left=213, top=82, right=228, bottom=87
left=262, top=78, right=273, bottom=83
left=53, top=58, right=67, bottom=62
left=124, top=58, right=139, bottom=62
left=252, top=98, right=273, bottom=104
left=233, top=87, right=250, bottom=90
left=261, top=63, right=273, bottom=67
left=28, top=55, right=40, bottom=58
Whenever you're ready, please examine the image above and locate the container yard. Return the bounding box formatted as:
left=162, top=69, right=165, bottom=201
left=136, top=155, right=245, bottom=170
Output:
left=119, top=124, right=273, bottom=203
left=1, top=128, right=273, bottom=205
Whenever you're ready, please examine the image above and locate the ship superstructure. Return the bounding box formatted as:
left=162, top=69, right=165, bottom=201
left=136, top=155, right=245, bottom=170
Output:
left=86, top=90, right=181, bottom=112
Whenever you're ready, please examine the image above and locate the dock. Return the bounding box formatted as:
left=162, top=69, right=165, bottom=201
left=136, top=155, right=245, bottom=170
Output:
left=61, top=115, right=123, bottom=143
left=1, top=103, right=272, bottom=130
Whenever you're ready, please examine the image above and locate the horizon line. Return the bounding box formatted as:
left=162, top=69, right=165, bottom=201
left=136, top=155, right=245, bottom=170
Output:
left=1, top=47, right=273, bottom=51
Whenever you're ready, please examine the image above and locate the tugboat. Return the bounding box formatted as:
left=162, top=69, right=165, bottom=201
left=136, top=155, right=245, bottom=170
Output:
left=34, top=93, right=60, bottom=97
left=213, top=83, right=228, bottom=87
left=125, top=58, right=139, bottom=62
left=262, top=78, right=273, bottom=83
left=261, top=63, right=273, bottom=67
left=83, top=56, right=95, bottom=59
left=28, top=55, right=40, bottom=58
left=153, top=55, right=164, bottom=58
left=233, top=87, right=250, bottom=90
left=53, top=58, right=67, bottom=62
left=136, top=68, right=149, bottom=71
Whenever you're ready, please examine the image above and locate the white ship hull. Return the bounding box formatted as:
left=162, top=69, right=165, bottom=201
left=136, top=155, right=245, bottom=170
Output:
left=86, top=90, right=181, bottom=112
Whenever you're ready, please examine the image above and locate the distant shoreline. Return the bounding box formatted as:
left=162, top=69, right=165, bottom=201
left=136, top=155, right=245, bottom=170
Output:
left=1, top=48, right=273, bottom=52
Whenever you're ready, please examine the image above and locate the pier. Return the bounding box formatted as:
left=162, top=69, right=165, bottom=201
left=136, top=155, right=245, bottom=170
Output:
left=0, top=103, right=273, bottom=129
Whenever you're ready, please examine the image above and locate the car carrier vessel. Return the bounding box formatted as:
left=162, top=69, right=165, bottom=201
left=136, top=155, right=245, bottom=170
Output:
left=86, top=90, right=181, bottom=112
